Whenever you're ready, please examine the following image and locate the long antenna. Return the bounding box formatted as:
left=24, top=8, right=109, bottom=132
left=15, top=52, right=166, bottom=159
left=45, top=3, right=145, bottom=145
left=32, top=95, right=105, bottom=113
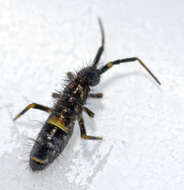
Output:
left=100, top=57, right=161, bottom=85
left=98, top=18, right=104, bottom=47
left=92, top=18, right=105, bottom=67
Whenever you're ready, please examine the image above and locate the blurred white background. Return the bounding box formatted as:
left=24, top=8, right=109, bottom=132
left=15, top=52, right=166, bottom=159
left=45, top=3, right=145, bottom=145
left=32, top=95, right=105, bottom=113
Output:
left=1, top=0, right=184, bottom=189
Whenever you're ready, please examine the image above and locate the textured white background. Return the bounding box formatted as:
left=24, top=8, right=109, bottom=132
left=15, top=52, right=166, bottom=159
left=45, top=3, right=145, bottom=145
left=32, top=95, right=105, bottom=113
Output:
left=1, top=0, right=184, bottom=189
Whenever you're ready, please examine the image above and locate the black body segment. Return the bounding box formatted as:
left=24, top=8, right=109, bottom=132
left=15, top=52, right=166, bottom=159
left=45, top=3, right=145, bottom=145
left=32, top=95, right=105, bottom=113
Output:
left=13, top=18, right=161, bottom=171
left=30, top=122, right=74, bottom=171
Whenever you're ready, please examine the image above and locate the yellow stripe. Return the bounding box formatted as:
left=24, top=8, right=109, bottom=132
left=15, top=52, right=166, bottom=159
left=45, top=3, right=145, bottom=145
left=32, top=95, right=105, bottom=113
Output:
left=107, top=62, right=113, bottom=68
left=31, top=156, right=48, bottom=164
left=47, top=117, right=69, bottom=134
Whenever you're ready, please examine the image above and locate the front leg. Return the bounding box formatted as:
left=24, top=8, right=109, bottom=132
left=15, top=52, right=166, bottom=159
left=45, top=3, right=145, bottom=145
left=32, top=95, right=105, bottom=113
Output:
left=52, top=92, right=60, bottom=99
left=67, top=72, right=75, bottom=80
left=78, top=115, right=102, bottom=140
left=89, top=93, right=103, bottom=98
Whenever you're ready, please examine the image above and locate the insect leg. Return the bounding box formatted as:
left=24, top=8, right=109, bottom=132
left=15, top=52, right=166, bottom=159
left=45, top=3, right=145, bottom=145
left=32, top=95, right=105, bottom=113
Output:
left=78, top=115, right=102, bottom=140
left=13, top=103, right=51, bottom=121
left=89, top=93, right=103, bottom=98
left=92, top=18, right=105, bottom=67
left=67, top=72, right=75, bottom=80
left=52, top=92, right=60, bottom=99
left=83, top=106, right=95, bottom=118
left=100, top=57, right=161, bottom=85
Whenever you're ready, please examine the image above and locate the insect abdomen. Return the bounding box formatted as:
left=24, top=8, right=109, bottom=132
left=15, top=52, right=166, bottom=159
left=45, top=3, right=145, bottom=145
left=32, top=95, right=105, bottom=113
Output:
left=29, top=122, right=74, bottom=171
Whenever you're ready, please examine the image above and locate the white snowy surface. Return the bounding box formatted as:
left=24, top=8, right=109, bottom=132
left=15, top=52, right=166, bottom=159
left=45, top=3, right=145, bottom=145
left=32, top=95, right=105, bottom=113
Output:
left=1, top=0, right=184, bottom=189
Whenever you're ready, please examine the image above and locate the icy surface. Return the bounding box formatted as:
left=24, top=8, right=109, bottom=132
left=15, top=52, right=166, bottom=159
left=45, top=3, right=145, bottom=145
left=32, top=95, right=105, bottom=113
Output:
left=1, top=0, right=184, bottom=189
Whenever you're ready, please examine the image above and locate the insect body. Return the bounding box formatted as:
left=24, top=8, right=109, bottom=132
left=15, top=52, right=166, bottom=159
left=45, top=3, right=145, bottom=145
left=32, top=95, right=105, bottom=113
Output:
left=14, top=19, right=161, bottom=171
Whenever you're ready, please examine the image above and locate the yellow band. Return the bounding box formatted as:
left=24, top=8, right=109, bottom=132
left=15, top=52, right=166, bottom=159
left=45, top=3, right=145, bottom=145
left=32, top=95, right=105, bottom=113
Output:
left=107, top=62, right=113, bottom=68
left=47, top=117, right=69, bottom=134
left=31, top=156, right=48, bottom=164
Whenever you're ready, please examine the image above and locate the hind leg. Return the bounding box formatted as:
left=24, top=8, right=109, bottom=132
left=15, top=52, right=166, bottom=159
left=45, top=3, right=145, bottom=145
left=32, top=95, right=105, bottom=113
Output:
left=78, top=115, right=102, bottom=140
left=13, top=103, right=51, bottom=121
